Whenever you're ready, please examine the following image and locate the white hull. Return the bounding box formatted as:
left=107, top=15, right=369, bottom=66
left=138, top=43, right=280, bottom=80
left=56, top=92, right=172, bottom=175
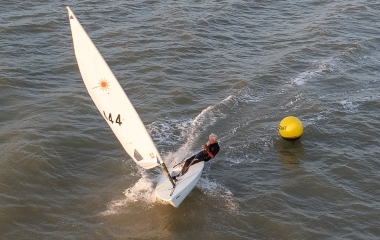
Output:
left=155, top=161, right=204, bottom=207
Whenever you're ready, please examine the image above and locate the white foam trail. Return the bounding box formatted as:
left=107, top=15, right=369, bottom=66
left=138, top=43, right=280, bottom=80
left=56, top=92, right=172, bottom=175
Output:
left=341, top=99, right=359, bottom=112
left=197, top=176, right=239, bottom=212
left=291, top=58, right=335, bottom=86
left=123, top=169, right=156, bottom=204
left=100, top=199, right=128, bottom=216
left=100, top=168, right=158, bottom=215
left=102, top=96, right=236, bottom=213
left=147, top=118, right=189, bottom=147
left=165, top=95, right=234, bottom=164
left=146, top=95, right=235, bottom=161
left=301, top=113, right=329, bottom=128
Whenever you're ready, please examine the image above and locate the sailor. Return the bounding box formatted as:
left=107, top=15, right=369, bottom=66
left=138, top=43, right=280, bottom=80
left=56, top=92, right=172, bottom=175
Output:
left=174, top=133, right=220, bottom=179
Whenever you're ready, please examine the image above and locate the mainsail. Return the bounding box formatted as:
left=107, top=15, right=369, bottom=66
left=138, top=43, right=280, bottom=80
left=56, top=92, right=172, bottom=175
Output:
left=67, top=6, right=161, bottom=169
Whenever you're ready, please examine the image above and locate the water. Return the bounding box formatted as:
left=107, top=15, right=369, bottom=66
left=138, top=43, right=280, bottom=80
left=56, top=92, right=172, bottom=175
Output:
left=1, top=1, right=380, bottom=239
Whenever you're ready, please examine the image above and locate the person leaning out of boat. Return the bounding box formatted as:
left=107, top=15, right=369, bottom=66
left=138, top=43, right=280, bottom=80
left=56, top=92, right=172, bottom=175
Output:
left=175, top=133, right=220, bottom=178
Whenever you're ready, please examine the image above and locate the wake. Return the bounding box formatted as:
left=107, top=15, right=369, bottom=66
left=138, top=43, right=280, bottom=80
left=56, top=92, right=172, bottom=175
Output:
left=101, top=96, right=239, bottom=214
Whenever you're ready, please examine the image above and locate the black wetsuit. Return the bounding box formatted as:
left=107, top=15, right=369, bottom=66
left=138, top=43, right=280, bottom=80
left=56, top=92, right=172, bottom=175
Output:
left=182, top=142, right=220, bottom=172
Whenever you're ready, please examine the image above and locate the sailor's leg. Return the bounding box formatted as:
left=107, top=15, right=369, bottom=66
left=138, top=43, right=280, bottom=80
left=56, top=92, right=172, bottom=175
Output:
left=180, top=157, right=194, bottom=175
left=191, top=159, right=203, bottom=165
left=179, top=152, right=206, bottom=176
left=186, top=155, right=196, bottom=162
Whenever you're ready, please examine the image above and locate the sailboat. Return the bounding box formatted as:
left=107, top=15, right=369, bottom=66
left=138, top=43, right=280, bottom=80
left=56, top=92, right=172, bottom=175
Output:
left=67, top=7, right=204, bottom=207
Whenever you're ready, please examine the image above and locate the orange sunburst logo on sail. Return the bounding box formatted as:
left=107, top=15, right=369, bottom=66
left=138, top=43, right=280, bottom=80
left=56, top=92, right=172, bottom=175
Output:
left=99, top=78, right=110, bottom=91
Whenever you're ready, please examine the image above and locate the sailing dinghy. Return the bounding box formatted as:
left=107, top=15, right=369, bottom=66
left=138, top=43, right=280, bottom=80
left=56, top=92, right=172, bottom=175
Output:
left=67, top=7, right=204, bottom=207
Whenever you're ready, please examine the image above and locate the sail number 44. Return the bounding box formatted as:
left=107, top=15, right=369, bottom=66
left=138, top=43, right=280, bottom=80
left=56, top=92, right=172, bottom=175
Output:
left=103, top=111, right=122, bottom=126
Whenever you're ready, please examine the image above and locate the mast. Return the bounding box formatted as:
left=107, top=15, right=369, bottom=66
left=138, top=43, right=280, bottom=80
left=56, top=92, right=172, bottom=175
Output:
left=158, top=162, right=176, bottom=189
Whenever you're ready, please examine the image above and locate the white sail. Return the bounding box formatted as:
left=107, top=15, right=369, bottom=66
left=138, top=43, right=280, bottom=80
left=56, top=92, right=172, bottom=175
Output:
left=67, top=6, right=161, bottom=169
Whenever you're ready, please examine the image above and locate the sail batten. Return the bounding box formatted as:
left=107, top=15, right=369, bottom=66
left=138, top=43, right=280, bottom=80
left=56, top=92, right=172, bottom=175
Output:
left=67, top=6, right=162, bottom=169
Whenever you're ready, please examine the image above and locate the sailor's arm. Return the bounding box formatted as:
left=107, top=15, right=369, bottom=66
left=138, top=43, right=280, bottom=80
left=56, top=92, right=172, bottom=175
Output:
left=202, top=145, right=215, bottom=158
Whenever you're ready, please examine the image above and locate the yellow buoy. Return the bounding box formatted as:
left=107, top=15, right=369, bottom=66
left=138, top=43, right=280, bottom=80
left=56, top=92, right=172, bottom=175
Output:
left=278, top=116, right=303, bottom=140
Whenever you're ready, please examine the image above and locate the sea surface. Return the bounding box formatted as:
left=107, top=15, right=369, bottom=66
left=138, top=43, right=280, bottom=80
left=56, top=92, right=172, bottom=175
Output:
left=1, top=1, right=380, bottom=239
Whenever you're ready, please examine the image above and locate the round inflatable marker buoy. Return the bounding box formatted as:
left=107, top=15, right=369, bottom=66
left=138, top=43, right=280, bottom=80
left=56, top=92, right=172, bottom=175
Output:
left=278, top=116, right=303, bottom=141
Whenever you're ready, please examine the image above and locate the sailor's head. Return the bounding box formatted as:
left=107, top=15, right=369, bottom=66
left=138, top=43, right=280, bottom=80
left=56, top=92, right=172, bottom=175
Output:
left=209, top=133, right=218, bottom=144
